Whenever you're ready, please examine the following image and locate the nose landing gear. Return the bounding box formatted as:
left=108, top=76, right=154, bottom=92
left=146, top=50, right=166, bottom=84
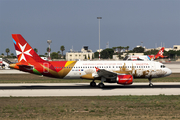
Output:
left=148, top=78, right=153, bottom=87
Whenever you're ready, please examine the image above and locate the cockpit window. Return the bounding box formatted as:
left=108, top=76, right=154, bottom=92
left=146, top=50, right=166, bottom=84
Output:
left=160, top=65, right=166, bottom=68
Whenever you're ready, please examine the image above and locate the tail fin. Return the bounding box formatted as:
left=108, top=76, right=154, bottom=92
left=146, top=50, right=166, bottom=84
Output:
left=12, top=34, right=44, bottom=63
left=156, top=47, right=164, bottom=57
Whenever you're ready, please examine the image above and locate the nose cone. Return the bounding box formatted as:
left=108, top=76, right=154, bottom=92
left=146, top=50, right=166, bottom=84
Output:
left=165, top=68, right=172, bottom=76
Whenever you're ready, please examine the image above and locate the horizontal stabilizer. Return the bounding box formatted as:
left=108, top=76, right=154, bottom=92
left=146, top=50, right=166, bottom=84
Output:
left=17, top=65, right=34, bottom=69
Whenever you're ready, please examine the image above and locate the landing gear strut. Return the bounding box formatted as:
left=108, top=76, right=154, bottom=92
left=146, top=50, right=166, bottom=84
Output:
left=98, top=83, right=104, bottom=88
left=90, top=81, right=96, bottom=87
left=98, top=77, right=106, bottom=88
left=148, top=78, right=153, bottom=87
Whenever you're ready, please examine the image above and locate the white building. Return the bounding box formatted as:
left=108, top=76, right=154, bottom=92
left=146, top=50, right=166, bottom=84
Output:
left=173, top=45, right=180, bottom=51
left=66, top=46, right=94, bottom=61
left=144, top=45, right=180, bottom=52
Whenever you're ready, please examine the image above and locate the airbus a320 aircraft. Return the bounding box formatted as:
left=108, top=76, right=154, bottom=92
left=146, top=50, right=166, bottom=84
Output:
left=124, top=47, right=165, bottom=61
left=148, top=47, right=165, bottom=60
left=10, top=34, right=172, bottom=88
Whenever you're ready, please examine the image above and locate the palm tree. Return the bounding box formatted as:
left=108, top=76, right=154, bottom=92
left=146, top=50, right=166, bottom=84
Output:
left=44, top=53, right=48, bottom=56
left=5, top=48, right=10, bottom=57
left=47, top=47, right=51, bottom=53
left=1, top=53, right=4, bottom=57
left=121, top=46, right=125, bottom=52
left=123, top=47, right=127, bottom=52
left=57, top=51, right=61, bottom=59
left=127, top=46, right=129, bottom=51
left=34, top=48, right=38, bottom=53
left=11, top=53, right=14, bottom=57
left=60, top=46, right=65, bottom=56
left=112, top=47, right=117, bottom=53
left=47, top=47, right=51, bottom=59
left=117, top=46, right=123, bottom=54
left=117, top=46, right=120, bottom=54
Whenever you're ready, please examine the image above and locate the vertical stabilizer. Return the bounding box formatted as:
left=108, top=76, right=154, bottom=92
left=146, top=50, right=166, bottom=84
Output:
left=156, top=47, right=164, bottom=57
left=12, top=34, right=45, bottom=63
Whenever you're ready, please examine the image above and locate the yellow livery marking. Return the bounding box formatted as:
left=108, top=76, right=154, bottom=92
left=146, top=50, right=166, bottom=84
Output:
left=39, top=63, right=59, bottom=77
left=58, top=61, right=77, bottom=78
left=65, top=61, right=76, bottom=67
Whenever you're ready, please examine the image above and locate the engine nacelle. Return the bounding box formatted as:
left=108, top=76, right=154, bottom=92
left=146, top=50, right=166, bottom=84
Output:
left=117, top=75, right=133, bottom=85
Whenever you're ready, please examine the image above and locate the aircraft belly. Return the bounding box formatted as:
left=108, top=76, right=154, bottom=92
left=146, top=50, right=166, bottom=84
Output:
left=133, top=69, right=151, bottom=78
left=151, top=69, right=167, bottom=78
left=63, top=71, right=85, bottom=79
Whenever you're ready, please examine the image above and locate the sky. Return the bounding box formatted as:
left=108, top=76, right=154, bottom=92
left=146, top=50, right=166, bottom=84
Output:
left=0, top=0, right=180, bottom=55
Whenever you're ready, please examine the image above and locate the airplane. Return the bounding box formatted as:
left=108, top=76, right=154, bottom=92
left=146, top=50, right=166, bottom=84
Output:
left=9, top=34, right=172, bottom=88
left=124, top=47, right=166, bottom=61
left=148, top=47, right=165, bottom=60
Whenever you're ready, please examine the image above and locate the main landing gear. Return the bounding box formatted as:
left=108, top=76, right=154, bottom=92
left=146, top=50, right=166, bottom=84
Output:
left=98, top=77, right=106, bottom=88
left=90, top=81, right=105, bottom=88
left=90, top=81, right=96, bottom=87
left=148, top=78, right=153, bottom=87
left=90, top=77, right=106, bottom=88
left=98, top=83, right=105, bottom=88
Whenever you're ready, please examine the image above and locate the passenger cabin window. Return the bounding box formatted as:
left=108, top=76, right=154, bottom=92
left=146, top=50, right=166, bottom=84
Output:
left=161, top=65, right=166, bottom=68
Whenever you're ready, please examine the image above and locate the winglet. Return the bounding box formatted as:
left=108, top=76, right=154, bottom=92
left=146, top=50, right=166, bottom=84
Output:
left=95, top=67, right=100, bottom=72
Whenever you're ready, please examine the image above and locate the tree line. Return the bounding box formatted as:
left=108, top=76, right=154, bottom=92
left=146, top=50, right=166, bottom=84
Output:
left=0, top=45, right=65, bottom=59
left=1, top=46, right=180, bottom=60
left=94, top=46, right=180, bottom=59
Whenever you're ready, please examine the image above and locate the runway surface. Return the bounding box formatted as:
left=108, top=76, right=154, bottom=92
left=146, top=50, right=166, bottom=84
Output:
left=0, top=83, right=180, bottom=97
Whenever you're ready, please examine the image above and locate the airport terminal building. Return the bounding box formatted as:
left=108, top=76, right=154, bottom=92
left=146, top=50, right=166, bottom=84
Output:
left=66, top=46, right=94, bottom=61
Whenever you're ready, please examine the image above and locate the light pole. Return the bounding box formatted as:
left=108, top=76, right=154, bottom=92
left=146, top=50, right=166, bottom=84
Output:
left=97, top=17, right=102, bottom=60
left=47, top=40, right=52, bottom=60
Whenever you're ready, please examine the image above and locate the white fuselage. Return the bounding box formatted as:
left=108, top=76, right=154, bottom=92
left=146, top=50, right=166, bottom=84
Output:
left=64, top=61, right=171, bottom=79
left=125, top=55, right=151, bottom=61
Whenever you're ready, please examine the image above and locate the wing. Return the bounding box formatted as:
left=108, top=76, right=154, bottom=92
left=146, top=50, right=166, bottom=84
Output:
left=97, top=69, right=118, bottom=79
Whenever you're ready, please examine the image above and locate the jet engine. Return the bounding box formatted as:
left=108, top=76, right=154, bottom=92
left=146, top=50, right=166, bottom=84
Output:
left=117, top=75, right=133, bottom=85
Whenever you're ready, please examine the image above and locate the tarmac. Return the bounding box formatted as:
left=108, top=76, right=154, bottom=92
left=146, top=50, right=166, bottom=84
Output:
left=0, top=62, right=179, bottom=97
left=0, top=83, right=180, bottom=96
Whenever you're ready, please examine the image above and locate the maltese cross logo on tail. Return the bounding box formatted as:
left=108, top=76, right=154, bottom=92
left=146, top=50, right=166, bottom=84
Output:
left=16, top=43, right=32, bottom=62
left=159, top=50, right=163, bottom=56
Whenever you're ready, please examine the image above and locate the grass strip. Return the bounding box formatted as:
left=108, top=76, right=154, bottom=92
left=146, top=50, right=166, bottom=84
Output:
left=0, top=95, right=180, bottom=120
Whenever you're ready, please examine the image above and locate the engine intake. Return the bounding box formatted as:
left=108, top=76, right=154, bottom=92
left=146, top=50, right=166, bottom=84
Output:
left=117, top=75, right=133, bottom=85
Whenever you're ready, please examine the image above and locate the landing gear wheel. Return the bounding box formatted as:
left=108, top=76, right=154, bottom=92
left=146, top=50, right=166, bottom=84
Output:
left=90, top=82, right=96, bottom=87
left=148, top=78, right=153, bottom=87
left=149, top=83, right=153, bottom=87
left=98, top=83, right=105, bottom=88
